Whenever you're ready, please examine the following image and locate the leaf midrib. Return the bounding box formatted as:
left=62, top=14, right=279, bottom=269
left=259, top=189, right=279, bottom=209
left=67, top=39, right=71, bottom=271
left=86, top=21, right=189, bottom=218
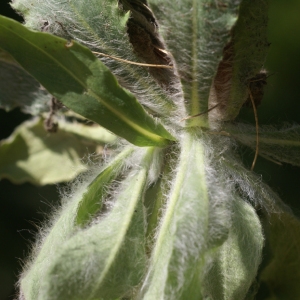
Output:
left=1, top=20, right=168, bottom=143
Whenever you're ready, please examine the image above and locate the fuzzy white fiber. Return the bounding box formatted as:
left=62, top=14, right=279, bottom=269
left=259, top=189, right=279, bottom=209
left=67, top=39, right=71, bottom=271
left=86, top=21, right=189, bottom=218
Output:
left=12, top=0, right=186, bottom=128
left=11, top=0, right=277, bottom=299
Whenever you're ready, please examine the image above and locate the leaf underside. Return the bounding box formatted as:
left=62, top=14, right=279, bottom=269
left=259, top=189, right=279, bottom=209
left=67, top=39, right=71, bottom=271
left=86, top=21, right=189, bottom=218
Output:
left=0, top=118, right=114, bottom=185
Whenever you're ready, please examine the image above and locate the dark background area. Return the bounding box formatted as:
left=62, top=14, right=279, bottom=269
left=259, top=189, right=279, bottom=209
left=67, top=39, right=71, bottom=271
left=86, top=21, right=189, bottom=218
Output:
left=0, top=2, right=60, bottom=300
left=1, top=0, right=300, bottom=299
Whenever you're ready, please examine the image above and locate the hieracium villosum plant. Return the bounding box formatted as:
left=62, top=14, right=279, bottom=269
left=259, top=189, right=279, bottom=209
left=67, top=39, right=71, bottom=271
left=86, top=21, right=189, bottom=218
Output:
left=0, top=0, right=300, bottom=299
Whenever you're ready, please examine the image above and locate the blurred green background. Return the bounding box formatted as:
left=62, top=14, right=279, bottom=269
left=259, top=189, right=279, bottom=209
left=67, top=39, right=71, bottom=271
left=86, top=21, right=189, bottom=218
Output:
left=1, top=0, right=300, bottom=299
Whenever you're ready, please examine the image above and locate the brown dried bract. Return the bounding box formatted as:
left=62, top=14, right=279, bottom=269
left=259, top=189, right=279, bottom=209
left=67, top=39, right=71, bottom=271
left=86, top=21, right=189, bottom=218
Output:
left=119, top=0, right=178, bottom=90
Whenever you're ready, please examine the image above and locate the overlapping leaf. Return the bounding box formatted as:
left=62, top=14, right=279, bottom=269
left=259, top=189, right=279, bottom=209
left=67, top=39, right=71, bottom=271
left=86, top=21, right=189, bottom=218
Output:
left=149, top=0, right=241, bottom=124
left=0, top=16, right=174, bottom=146
left=19, top=147, right=134, bottom=299
left=11, top=0, right=177, bottom=117
left=33, top=148, right=154, bottom=300
left=141, top=132, right=233, bottom=299
left=141, top=132, right=210, bottom=299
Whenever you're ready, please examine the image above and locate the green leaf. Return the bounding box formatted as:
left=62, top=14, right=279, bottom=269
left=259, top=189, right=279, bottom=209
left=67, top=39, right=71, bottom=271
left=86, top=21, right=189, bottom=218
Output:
left=19, top=179, right=95, bottom=300
left=259, top=209, right=300, bottom=300
left=12, top=0, right=177, bottom=118
left=38, top=148, right=154, bottom=300
left=0, top=15, right=175, bottom=146
left=141, top=132, right=210, bottom=299
left=19, top=146, right=133, bottom=299
left=0, top=118, right=112, bottom=185
left=75, top=146, right=133, bottom=226
left=225, top=123, right=300, bottom=166
left=221, top=145, right=283, bottom=211
left=221, top=154, right=300, bottom=297
left=211, top=0, right=269, bottom=121
left=0, top=48, right=51, bottom=113
left=204, top=196, right=264, bottom=300
left=149, top=0, right=241, bottom=125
